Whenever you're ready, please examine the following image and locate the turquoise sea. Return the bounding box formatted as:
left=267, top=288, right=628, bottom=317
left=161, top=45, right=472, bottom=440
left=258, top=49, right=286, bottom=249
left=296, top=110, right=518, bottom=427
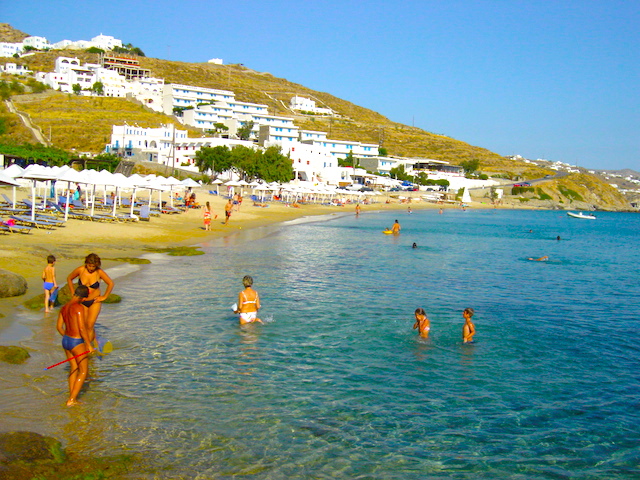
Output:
left=3, top=208, right=640, bottom=479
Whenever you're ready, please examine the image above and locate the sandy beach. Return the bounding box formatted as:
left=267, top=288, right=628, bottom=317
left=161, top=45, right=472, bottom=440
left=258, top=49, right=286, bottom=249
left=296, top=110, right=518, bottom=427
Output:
left=0, top=188, right=455, bottom=323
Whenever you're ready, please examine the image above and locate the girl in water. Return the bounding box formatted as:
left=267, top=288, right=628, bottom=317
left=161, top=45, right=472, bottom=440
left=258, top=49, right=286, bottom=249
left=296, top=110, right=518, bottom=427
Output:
left=67, top=253, right=115, bottom=344
left=413, top=307, right=430, bottom=338
left=234, top=275, right=263, bottom=325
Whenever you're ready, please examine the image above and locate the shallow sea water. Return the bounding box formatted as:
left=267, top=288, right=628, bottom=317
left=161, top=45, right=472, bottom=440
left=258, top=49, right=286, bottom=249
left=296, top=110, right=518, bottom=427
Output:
left=3, top=208, right=640, bottom=479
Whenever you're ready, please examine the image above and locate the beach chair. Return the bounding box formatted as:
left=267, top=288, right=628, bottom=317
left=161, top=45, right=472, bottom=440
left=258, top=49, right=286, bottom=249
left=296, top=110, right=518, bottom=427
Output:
left=22, top=198, right=49, bottom=211
left=35, top=213, right=66, bottom=226
left=139, top=205, right=151, bottom=221
left=161, top=205, right=183, bottom=214
left=1, top=219, right=32, bottom=234
left=10, top=215, right=58, bottom=229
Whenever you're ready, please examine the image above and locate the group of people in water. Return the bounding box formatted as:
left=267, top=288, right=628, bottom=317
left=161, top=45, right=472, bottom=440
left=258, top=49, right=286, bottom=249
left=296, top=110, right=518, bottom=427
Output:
left=413, top=307, right=476, bottom=343
left=43, top=253, right=114, bottom=406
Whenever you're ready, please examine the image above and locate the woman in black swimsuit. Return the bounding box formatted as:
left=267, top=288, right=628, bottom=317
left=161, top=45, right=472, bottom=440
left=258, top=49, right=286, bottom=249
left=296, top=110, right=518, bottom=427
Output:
left=67, top=253, right=115, bottom=344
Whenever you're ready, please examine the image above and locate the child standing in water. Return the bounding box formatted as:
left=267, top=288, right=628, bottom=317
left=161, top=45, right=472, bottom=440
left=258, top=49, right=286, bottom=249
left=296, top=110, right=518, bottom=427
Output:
left=413, top=307, right=430, bottom=338
left=56, top=285, right=94, bottom=406
left=234, top=275, right=263, bottom=325
left=462, top=307, right=476, bottom=343
left=42, top=255, right=58, bottom=313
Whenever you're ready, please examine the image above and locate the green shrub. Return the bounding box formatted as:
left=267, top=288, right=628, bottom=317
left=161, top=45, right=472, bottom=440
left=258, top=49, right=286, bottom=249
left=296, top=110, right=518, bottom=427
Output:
left=536, top=188, right=552, bottom=200
left=558, top=186, right=584, bottom=202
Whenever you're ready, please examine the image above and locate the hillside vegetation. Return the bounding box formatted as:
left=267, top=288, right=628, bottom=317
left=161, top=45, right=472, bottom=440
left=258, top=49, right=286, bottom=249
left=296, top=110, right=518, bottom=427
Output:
left=9, top=91, right=200, bottom=152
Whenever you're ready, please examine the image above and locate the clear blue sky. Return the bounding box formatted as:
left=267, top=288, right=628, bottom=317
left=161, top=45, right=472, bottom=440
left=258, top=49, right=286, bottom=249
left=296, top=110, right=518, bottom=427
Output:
left=4, top=0, right=639, bottom=170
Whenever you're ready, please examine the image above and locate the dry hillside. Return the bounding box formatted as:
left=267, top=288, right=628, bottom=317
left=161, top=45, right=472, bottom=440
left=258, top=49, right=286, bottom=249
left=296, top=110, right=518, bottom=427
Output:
left=0, top=23, right=29, bottom=43
left=11, top=49, right=552, bottom=178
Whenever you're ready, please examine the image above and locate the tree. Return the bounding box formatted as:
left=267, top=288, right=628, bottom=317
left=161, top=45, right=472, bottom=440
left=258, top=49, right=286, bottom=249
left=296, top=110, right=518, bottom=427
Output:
left=230, top=145, right=259, bottom=179
left=194, top=145, right=232, bottom=175
left=86, top=47, right=105, bottom=54
left=378, top=147, right=388, bottom=156
left=72, top=84, right=82, bottom=95
left=460, top=159, right=480, bottom=175
left=92, top=82, right=104, bottom=96
left=237, top=121, right=254, bottom=141
left=93, top=152, right=121, bottom=172
left=258, top=146, right=294, bottom=182
left=389, top=164, right=412, bottom=182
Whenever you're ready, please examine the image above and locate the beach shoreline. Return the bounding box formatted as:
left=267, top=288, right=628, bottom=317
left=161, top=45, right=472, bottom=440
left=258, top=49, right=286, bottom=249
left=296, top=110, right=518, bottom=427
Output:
left=0, top=188, right=471, bottom=328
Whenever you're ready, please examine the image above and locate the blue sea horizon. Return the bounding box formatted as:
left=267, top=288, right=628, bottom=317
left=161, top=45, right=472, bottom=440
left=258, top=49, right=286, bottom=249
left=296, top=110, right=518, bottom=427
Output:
left=3, top=208, right=640, bottom=478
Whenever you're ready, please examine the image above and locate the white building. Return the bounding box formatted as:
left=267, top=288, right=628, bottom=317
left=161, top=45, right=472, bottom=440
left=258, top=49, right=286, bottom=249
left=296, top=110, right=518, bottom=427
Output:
left=106, top=124, right=255, bottom=171
left=290, top=95, right=333, bottom=115
left=36, top=56, right=163, bottom=99
left=0, top=63, right=32, bottom=75
left=0, top=43, right=23, bottom=57
left=163, top=84, right=234, bottom=115
left=107, top=124, right=189, bottom=165
left=22, top=36, right=50, bottom=50
left=90, top=34, right=123, bottom=51
left=208, top=58, right=223, bottom=64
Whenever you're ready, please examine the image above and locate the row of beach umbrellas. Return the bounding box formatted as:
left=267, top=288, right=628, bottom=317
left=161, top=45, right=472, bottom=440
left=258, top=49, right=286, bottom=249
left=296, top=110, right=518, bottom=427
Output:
left=1, top=164, right=200, bottom=221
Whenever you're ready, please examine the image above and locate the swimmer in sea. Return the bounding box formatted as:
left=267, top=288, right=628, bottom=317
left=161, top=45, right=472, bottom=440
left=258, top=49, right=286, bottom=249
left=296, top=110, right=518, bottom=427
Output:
left=392, top=219, right=401, bottom=234
left=413, top=308, right=430, bottom=339
left=412, top=242, right=417, bottom=249
left=528, top=256, right=549, bottom=261
left=234, top=275, right=263, bottom=325
left=462, top=307, right=476, bottom=343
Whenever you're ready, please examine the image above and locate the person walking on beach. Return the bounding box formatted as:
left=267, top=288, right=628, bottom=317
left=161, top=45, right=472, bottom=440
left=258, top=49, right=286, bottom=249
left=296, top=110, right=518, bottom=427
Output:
left=42, top=254, right=58, bottom=313
left=224, top=198, right=233, bottom=225
left=462, top=308, right=476, bottom=343
left=67, top=253, right=115, bottom=344
left=56, top=285, right=94, bottom=406
left=203, top=201, right=216, bottom=231
left=413, top=308, right=430, bottom=339
left=392, top=219, right=401, bottom=235
left=234, top=275, right=263, bottom=325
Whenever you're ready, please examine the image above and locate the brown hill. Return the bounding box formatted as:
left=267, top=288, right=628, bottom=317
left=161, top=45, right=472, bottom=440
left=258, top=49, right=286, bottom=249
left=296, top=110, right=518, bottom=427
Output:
left=13, top=50, right=553, bottom=179
left=0, top=23, right=30, bottom=43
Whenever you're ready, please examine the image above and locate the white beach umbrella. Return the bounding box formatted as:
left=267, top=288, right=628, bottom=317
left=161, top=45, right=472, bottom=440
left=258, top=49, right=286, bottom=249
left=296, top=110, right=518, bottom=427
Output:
left=19, top=164, right=60, bottom=220
left=56, top=168, right=87, bottom=221
left=181, top=178, right=200, bottom=187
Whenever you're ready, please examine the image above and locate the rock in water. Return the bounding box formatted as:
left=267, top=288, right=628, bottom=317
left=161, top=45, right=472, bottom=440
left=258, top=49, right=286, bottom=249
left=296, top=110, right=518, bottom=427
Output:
left=0, top=431, right=65, bottom=463
left=0, top=269, right=27, bottom=298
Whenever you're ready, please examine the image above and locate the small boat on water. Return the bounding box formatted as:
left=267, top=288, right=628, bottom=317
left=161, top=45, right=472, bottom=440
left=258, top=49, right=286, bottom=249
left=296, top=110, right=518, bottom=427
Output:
left=567, top=211, right=596, bottom=220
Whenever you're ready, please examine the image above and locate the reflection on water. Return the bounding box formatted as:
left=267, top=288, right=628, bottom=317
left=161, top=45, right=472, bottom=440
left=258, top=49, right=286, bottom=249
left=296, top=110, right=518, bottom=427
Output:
left=1, top=210, right=640, bottom=479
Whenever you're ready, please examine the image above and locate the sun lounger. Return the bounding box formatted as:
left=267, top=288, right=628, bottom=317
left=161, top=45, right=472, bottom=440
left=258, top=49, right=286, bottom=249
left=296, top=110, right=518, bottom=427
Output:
left=161, top=205, right=183, bottom=214
left=1, top=220, right=32, bottom=234
left=10, top=215, right=58, bottom=229
left=35, top=213, right=66, bottom=225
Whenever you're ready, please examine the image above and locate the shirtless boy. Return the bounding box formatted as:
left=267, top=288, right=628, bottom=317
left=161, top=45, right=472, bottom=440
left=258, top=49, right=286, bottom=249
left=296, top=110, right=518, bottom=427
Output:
left=224, top=198, right=233, bottom=225
left=234, top=275, right=263, bottom=325
left=56, top=285, right=94, bottom=406
left=413, top=307, right=430, bottom=338
left=42, top=255, right=58, bottom=313
left=462, top=307, right=476, bottom=343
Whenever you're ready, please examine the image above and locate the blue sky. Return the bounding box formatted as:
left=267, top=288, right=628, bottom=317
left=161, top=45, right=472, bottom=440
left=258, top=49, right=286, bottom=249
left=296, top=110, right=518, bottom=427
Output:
left=4, top=0, right=639, bottom=170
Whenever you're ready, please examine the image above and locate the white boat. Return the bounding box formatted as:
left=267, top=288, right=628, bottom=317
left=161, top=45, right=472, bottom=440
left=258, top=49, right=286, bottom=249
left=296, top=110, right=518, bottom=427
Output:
left=567, top=211, right=596, bottom=220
